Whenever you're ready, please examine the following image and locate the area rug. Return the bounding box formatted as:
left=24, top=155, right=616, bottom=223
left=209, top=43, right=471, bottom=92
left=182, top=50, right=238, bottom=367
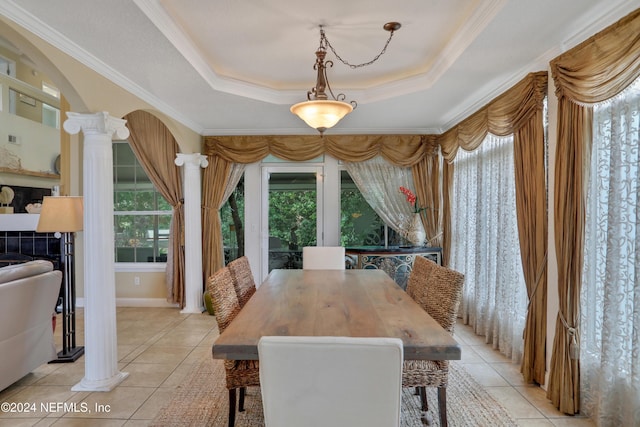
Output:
left=151, top=357, right=517, bottom=426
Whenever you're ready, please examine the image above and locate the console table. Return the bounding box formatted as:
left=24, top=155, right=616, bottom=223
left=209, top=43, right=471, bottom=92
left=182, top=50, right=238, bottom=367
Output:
left=345, top=246, right=442, bottom=290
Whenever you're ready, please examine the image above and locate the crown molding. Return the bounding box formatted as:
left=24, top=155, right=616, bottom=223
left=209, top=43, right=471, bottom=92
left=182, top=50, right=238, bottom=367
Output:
left=1, top=0, right=635, bottom=138
left=134, top=0, right=303, bottom=105
left=561, top=0, right=638, bottom=51
left=362, top=0, right=507, bottom=104
left=0, top=0, right=204, bottom=134
left=201, top=126, right=442, bottom=136
left=439, top=0, right=637, bottom=133
left=135, top=0, right=507, bottom=106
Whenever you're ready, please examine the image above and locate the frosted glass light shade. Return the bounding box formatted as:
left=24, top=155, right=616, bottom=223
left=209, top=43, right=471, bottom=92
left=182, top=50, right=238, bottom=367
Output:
left=290, top=100, right=353, bottom=132
left=36, top=196, right=84, bottom=232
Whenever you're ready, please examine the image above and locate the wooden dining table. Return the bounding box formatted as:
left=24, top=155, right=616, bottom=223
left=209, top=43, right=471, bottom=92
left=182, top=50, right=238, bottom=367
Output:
left=212, top=269, right=461, bottom=361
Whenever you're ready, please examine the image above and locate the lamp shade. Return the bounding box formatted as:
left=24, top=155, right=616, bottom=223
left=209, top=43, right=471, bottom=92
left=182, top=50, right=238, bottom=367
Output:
left=290, top=100, right=353, bottom=132
left=36, top=196, right=84, bottom=233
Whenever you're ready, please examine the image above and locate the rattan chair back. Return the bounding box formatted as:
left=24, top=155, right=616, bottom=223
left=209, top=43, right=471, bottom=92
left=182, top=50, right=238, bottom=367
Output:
left=207, top=267, right=240, bottom=333
left=424, top=263, right=465, bottom=334
left=207, top=266, right=260, bottom=427
left=402, top=258, right=465, bottom=426
left=406, top=255, right=439, bottom=302
left=228, top=256, right=256, bottom=308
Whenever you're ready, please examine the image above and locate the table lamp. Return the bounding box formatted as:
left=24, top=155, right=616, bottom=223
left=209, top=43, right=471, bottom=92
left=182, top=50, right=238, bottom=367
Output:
left=36, top=196, right=84, bottom=362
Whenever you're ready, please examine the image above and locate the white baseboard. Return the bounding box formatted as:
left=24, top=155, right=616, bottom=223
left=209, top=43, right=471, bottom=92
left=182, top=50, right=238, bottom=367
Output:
left=76, top=298, right=179, bottom=308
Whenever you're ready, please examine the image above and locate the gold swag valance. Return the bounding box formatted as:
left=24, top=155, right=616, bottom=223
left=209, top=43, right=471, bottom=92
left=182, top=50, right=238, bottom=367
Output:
left=203, top=134, right=439, bottom=167
left=200, top=134, right=440, bottom=281
left=551, top=8, right=640, bottom=104
left=438, top=71, right=548, bottom=162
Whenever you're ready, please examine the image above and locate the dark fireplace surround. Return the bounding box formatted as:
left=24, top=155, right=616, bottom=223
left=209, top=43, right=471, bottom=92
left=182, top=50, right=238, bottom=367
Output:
left=0, top=185, right=61, bottom=269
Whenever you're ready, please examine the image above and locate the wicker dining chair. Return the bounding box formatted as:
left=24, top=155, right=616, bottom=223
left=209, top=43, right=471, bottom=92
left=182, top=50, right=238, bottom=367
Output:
left=405, top=255, right=439, bottom=302
left=227, top=256, right=256, bottom=308
left=207, top=266, right=260, bottom=427
left=403, top=256, right=465, bottom=427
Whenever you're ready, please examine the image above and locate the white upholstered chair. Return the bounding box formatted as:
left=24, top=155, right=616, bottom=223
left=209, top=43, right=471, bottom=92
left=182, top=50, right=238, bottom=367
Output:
left=258, top=336, right=403, bottom=427
left=301, top=246, right=346, bottom=270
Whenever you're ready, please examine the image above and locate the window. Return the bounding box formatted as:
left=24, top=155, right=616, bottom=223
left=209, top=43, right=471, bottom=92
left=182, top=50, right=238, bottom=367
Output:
left=41, top=82, right=60, bottom=98
left=340, top=170, right=396, bottom=246
left=41, top=82, right=60, bottom=129
left=41, top=103, right=59, bottom=129
left=220, top=176, right=245, bottom=265
left=113, top=142, right=172, bottom=263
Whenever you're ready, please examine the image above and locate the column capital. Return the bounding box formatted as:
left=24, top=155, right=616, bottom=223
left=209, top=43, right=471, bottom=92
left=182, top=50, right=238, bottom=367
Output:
left=174, top=153, right=209, bottom=169
left=63, top=112, right=130, bottom=140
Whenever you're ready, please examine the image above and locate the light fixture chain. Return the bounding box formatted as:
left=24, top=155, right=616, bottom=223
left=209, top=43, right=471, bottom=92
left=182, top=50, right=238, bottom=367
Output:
left=321, top=29, right=396, bottom=69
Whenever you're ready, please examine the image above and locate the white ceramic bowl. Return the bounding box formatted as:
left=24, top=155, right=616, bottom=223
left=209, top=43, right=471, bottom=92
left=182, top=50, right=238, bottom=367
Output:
left=25, top=203, right=42, bottom=214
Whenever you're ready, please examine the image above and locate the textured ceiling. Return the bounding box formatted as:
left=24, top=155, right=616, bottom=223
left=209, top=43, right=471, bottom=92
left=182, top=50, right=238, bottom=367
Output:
left=0, top=0, right=637, bottom=135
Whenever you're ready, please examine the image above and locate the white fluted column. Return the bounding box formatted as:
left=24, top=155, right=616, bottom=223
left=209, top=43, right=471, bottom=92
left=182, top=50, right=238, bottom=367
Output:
left=175, top=153, right=208, bottom=313
left=64, top=112, right=129, bottom=391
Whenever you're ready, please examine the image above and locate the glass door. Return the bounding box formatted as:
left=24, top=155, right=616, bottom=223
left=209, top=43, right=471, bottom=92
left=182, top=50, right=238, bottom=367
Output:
left=261, top=166, right=323, bottom=276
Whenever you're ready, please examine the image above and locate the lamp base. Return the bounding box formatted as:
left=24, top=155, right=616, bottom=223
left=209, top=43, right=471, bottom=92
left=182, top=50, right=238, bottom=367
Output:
left=49, top=346, right=84, bottom=363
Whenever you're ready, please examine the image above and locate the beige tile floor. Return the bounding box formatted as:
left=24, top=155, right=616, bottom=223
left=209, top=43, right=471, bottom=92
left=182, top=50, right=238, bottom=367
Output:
left=0, top=307, right=594, bottom=426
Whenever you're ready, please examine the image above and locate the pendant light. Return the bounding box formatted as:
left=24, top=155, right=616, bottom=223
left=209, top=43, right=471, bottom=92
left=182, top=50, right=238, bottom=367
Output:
left=290, top=22, right=401, bottom=135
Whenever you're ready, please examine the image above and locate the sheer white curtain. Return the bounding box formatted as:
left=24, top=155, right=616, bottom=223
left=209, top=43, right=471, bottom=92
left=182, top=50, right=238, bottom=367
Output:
left=222, top=163, right=245, bottom=203
left=580, top=78, right=640, bottom=427
left=344, top=157, right=418, bottom=238
left=449, top=133, right=527, bottom=361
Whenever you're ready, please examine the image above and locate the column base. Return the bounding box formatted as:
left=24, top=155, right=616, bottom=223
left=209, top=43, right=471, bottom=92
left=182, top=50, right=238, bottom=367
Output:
left=71, top=371, right=129, bottom=392
left=180, top=306, right=205, bottom=314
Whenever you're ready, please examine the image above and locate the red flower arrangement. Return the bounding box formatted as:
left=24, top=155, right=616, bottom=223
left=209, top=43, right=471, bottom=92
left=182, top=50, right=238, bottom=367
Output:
left=399, top=186, right=426, bottom=213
